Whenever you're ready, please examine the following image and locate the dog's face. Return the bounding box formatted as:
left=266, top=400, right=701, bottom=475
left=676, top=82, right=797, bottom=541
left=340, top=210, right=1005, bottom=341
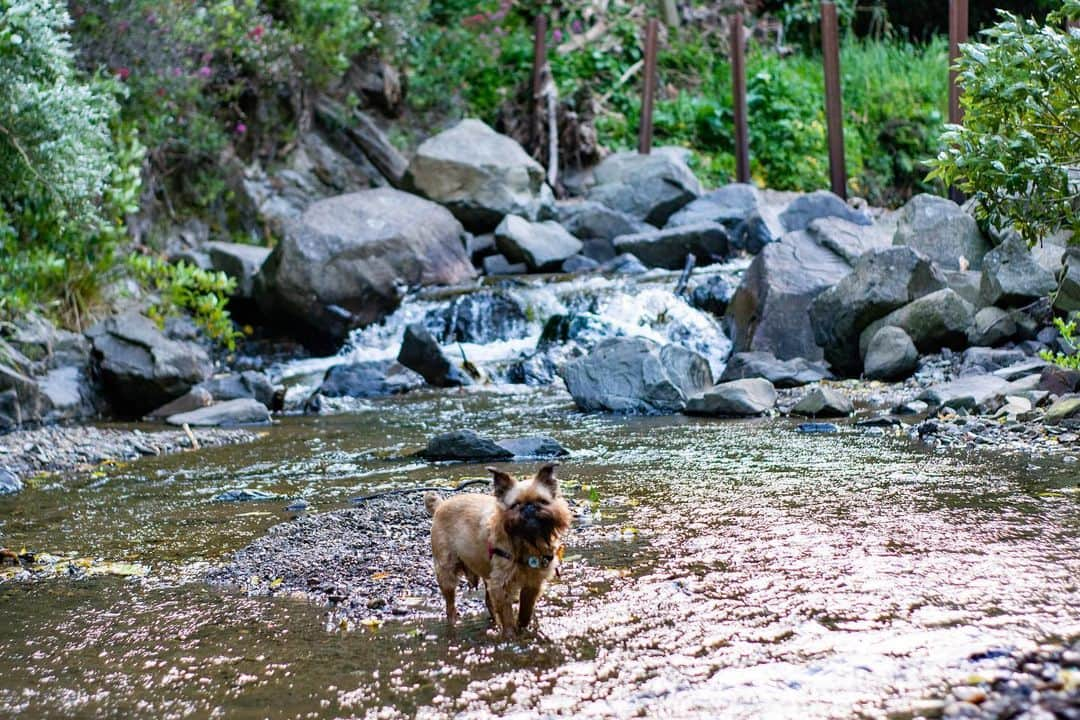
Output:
left=486, top=464, right=572, bottom=547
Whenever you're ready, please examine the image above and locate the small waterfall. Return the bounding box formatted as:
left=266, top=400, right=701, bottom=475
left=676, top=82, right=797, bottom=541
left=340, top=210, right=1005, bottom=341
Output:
left=273, top=260, right=748, bottom=406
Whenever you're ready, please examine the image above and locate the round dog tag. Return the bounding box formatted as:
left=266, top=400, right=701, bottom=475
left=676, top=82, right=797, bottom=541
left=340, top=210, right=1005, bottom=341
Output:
left=528, top=556, right=540, bottom=569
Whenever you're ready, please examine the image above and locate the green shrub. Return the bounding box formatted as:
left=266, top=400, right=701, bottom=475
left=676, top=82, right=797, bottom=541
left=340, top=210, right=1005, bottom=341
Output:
left=1040, top=317, right=1080, bottom=370
left=927, top=3, right=1080, bottom=246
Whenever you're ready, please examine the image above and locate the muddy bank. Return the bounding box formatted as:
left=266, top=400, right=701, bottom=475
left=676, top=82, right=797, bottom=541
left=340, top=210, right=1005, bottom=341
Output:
left=0, top=423, right=262, bottom=480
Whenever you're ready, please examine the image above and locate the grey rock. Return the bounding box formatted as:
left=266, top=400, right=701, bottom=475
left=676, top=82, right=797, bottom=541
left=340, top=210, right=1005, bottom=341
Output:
left=314, top=360, right=422, bottom=399
left=38, top=365, right=96, bottom=423
left=918, top=375, right=1010, bottom=413
left=397, top=323, right=472, bottom=388
left=426, top=290, right=529, bottom=345
left=810, top=246, right=947, bottom=375
left=992, top=359, right=1048, bottom=381
left=666, top=183, right=760, bottom=229
left=739, top=210, right=782, bottom=254
left=146, top=387, right=213, bottom=419
left=466, top=233, right=497, bottom=264
left=600, top=253, right=649, bottom=275
left=980, top=234, right=1057, bottom=307
left=587, top=147, right=702, bottom=226
left=943, top=270, right=985, bottom=308
left=198, top=371, right=277, bottom=408
left=421, top=429, right=513, bottom=461
left=719, top=351, right=832, bottom=388
left=684, top=378, right=776, bottom=416
left=859, top=289, right=975, bottom=359
left=562, top=254, right=601, bottom=273
left=968, top=306, right=1017, bottom=346
left=87, top=313, right=212, bottom=418
left=892, top=194, right=991, bottom=270
left=612, top=222, right=730, bottom=269
left=1039, top=365, right=1080, bottom=395
left=795, top=422, right=839, bottom=434
left=791, top=386, right=853, bottom=417
left=561, top=337, right=713, bottom=414
left=689, top=275, right=735, bottom=317
left=167, top=398, right=272, bottom=427
left=727, top=231, right=851, bottom=361
left=256, top=189, right=475, bottom=350
left=863, top=326, right=919, bottom=381
left=1054, top=248, right=1080, bottom=313
left=495, top=215, right=583, bottom=272
left=212, top=488, right=281, bottom=502
left=894, top=400, right=929, bottom=415
left=205, top=241, right=271, bottom=299
left=495, top=436, right=569, bottom=459
left=779, top=190, right=871, bottom=232
left=806, top=216, right=891, bottom=264
left=557, top=200, right=652, bottom=241
left=482, top=254, right=528, bottom=275
left=581, top=238, right=617, bottom=263
left=404, top=118, right=550, bottom=231
left=960, top=347, right=1028, bottom=374
left=0, top=467, right=22, bottom=495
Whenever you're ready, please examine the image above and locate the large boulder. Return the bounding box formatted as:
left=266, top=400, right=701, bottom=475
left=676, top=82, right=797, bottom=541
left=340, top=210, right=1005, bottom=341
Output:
left=726, top=231, right=851, bottom=361
left=314, top=360, right=422, bottom=399
left=205, top=241, right=271, bottom=299
left=256, top=189, right=475, bottom=350
left=806, top=216, right=892, bottom=265
left=719, top=351, right=832, bottom=388
left=1053, top=249, right=1080, bottom=313
left=779, top=190, right=872, bottom=232
left=166, top=398, right=272, bottom=427
left=980, top=234, right=1057, bottom=307
left=612, top=223, right=730, bottom=269
left=560, top=337, right=713, bottom=414
left=666, top=183, right=760, bottom=229
left=684, top=378, right=776, bottom=416
left=967, top=306, right=1017, bottom=347
left=397, top=323, right=473, bottom=388
left=809, top=247, right=947, bottom=376
left=791, top=386, right=853, bottom=418
left=404, top=119, right=550, bottom=231
left=858, top=289, right=975, bottom=358
left=587, top=148, right=702, bottom=226
left=892, top=194, right=991, bottom=270
left=39, top=365, right=98, bottom=423
left=494, top=215, right=583, bottom=272
left=862, top=326, right=918, bottom=381
left=420, top=430, right=513, bottom=461
left=556, top=201, right=652, bottom=241
left=87, top=313, right=212, bottom=418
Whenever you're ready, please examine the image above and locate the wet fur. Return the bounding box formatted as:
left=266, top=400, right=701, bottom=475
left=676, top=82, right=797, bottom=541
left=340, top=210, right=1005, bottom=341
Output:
left=425, top=463, right=572, bottom=637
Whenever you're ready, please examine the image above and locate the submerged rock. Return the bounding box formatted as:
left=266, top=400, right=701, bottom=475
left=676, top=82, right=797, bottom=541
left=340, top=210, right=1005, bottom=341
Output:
left=420, top=430, right=513, bottom=461
left=684, top=378, right=776, bottom=416
left=719, top=351, right=832, bottom=388
left=212, top=488, right=281, bottom=502
left=587, top=147, right=701, bottom=226
left=495, top=436, right=570, bottom=459
left=166, top=398, right=272, bottom=427
left=561, top=337, right=713, bottom=414
left=892, top=193, right=990, bottom=270
left=795, top=422, right=839, bottom=434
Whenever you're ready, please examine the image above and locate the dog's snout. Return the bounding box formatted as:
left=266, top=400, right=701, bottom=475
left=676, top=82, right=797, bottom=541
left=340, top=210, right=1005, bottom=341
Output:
left=521, top=502, right=537, bottom=518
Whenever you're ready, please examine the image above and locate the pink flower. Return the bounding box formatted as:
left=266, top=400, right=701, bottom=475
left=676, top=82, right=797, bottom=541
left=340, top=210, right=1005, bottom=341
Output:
left=552, top=29, right=563, bottom=43
left=572, top=20, right=583, bottom=34
left=198, top=66, right=212, bottom=79
left=172, top=67, right=182, bottom=77
left=248, top=24, right=264, bottom=40
left=235, top=122, right=247, bottom=135
left=115, top=67, right=131, bottom=80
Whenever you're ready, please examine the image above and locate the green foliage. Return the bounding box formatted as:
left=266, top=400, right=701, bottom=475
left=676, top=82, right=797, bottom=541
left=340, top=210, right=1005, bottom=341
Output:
left=1039, top=317, right=1080, bottom=370
left=0, top=0, right=143, bottom=326
left=927, top=4, right=1080, bottom=246
left=127, top=254, right=241, bottom=350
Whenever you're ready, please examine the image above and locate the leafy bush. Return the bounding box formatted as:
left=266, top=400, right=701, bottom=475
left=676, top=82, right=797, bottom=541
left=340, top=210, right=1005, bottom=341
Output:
left=127, top=254, right=241, bottom=349
left=1040, top=317, right=1080, bottom=370
left=927, top=3, right=1080, bottom=246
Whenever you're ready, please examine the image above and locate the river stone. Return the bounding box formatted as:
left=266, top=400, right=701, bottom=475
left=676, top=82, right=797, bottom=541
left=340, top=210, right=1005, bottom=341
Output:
left=314, top=360, right=422, bottom=399
left=0, top=468, right=23, bottom=495
left=495, top=215, right=583, bottom=272
left=858, top=289, right=975, bottom=359
left=995, top=395, right=1034, bottom=419
left=38, top=365, right=96, bottom=424
left=892, top=194, right=991, bottom=270
left=581, top=238, right=617, bottom=263
left=684, top=378, right=776, bottom=416
left=960, top=347, right=1028, bottom=375
left=810, top=246, right=947, bottom=376
left=791, top=386, right=853, bottom=417
left=944, top=270, right=985, bottom=308
left=1054, top=249, right=1080, bottom=313
left=426, top=290, right=529, bottom=345
left=600, top=253, right=649, bottom=275
left=421, top=430, right=513, bottom=461
left=482, top=254, right=527, bottom=276
left=992, top=359, right=1048, bottom=381
left=863, top=326, right=918, bottom=381
left=806, top=216, right=891, bottom=264
left=968, top=306, right=1017, bottom=347
left=404, top=118, right=550, bottom=231
left=556, top=200, right=652, bottom=241
left=466, top=233, right=497, bottom=264
left=689, top=275, right=735, bottom=317
left=205, top=241, right=271, bottom=299
left=87, top=313, right=213, bottom=418
left=719, top=351, right=832, bottom=388
left=980, top=234, right=1057, bottom=307
left=560, top=336, right=713, bottom=414
left=918, top=375, right=1010, bottom=413
left=146, top=387, right=213, bottom=419
left=256, top=188, right=475, bottom=351
left=727, top=231, right=851, bottom=361
left=587, top=147, right=702, bottom=226
left=1038, top=366, right=1080, bottom=395
left=213, top=488, right=281, bottom=502
left=166, top=398, right=272, bottom=427
left=397, top=323, right=472, bottom=388
left=1045, top=395, right=1080, bottom=423
left=666, top=183, right=759, bottom=229
left=779, top=190, right=871, bottom=232
left=197, top=371, right=277, bottom=408
left=495, top=436, right=570, bottom=459
left=562, top=254, right=600, bottom=273
left=612, top=223, right=730, bottom=269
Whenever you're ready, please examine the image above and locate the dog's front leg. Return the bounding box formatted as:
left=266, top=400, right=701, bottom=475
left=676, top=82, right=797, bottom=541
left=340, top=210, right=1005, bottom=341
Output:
left=488, top=587, right=518, bottom=638
left=517, top=584, right=540, bottom=631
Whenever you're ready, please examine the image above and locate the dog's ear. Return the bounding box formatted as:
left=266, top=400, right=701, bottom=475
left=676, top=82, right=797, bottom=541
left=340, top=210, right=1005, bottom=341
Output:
left=486, top=466, right=516, bottom=501
left=534, top=463, right=559, bottom=494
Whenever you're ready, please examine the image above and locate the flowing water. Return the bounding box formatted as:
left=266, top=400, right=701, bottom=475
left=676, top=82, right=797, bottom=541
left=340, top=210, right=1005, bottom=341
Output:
left=0, top=269, right=1078, bottom=719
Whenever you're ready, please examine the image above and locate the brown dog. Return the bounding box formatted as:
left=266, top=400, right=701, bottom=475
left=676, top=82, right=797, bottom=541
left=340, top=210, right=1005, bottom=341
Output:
left=425, top=463, right=572, bottom=637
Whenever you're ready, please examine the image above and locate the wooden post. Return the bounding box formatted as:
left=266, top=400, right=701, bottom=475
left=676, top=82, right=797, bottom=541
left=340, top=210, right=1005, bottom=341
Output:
left=531, top=15, right=547, bottom=149
left=821, top=1, right=846, bottom=198
left=730, top=8, right=751, bottom=184
left=948, top=0, right=968, bottom=127
left=639, top=18, right=659, bottom=155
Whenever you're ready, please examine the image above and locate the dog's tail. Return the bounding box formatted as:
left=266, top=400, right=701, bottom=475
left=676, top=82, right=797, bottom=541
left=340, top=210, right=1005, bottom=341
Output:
left=423, top=492, right=441, bottom=516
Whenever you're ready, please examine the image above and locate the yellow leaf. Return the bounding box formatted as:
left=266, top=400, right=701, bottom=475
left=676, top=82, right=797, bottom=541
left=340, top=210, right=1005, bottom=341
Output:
left=359, top=617, right=383, bottom=630
left=370, top=572, right=390, bottom=580
left=269, top=577, right=283, bottom=589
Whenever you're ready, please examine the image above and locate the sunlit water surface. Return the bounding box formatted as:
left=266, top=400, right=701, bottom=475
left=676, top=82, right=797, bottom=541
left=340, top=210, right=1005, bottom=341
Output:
left=0, top=387, right=1077, bottom=719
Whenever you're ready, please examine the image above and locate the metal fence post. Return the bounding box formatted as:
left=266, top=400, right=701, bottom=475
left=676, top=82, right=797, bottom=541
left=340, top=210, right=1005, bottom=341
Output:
left=821, top=1, right=846, bottom=198
left=639, top=18, right=659, bottom=155
left=730, top=7, right=750, bottom=184
left=948, top=0, right=968, bottom=127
